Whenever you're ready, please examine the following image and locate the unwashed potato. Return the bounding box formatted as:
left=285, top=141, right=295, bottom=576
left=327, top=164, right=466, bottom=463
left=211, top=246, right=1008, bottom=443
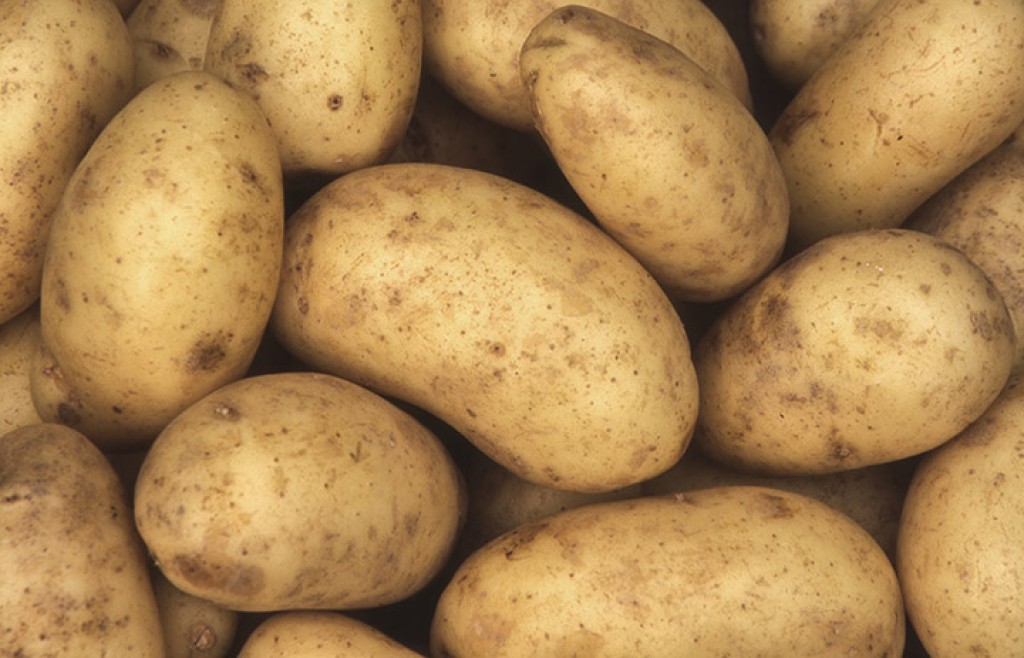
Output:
left=31, top=70, right=283, bottom=451
left=770, top=0, right=1024, bottom=249
left=898, top=372, right=1024, bottom=657
left=127, top=0, right=223, bottom=92
left=238, top=612, right=425, bottom=658
left=153, top=567, right=239, bottom=658
left=695, top=228, right=1015, bottom=475
left=271, top=162, right=700, bottom=493
left=0, top=423, right=163, bottom=656
left=422, top=0, right=751, bottom=133
left=432, top=486, right=905, bottom=657
left=135, top=371, right=466, bottom=612
left=521, top=6, right=789, bottom=303
left=204, top=0, right=422, bottom=177
left=0, top=0, right=134, bottom=325
left=0, top=306, right=43, bottom=432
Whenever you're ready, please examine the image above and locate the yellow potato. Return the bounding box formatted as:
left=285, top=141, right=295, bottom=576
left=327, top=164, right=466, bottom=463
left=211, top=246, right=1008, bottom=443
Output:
left=271, top=162, right=699, bottom=493
left=520, top=6, right=789, bottom=303
left=152, top=567, right=239, bottom=658
left=31, top=70, right=283, bottom=451
left=695, top=229, right=1015, bottom=475
left=770, top=0, right=1024, bottom=248
left=238, top=612, right=425, bottom=658
left=127, top=0, right=222, bottom=92
left=0, top=306, right=43, bottom=432
left=135, top=371, right=466, bottom=612
left=204, top=0, right=422, bottom=177
left=422, top=0, right=751, bottom=133
left=898, top=372, right=1024, bottom=656
left=432, top=486, right=905, bottom=657
left=0, top=0, right=134, bottom=325
left=0, top=423, right=163, bottom=656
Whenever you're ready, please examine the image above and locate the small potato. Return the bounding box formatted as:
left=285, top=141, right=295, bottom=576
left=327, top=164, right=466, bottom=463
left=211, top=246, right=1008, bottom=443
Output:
left=238, top=612, right=425, bottom=658
left=153, top=568, right=239, bottom=658
left=135, top=372, right=466, bottom=612
left=431, top=487, right=905, bottom=657
left=127, top=0, right=223, bottom=92
left=0, top=306, right=43, bottom=432
left=0, top=423, right=163, bottom=656
left=695, top=229, right=1015, bottom=475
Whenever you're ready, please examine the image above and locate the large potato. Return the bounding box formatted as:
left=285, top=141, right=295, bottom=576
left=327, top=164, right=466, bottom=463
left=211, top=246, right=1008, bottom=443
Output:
left=31, top=70, right=283, bottom=451
left=238, top=612, right=425, bottom=658
left=432, top=486, right=905, bottom=657
left=0, top=0, right=134, bottom=325
left=520, top=6, right=789, bottom=303
left=271, top=162, right=699, bottom=493
left=695, top=229, right=1015, bottom=475
left=0, top=423, right=163, bottom=656
left=135, top=371, right=466, bottom=612
left=770, top=0, right=1024, bottom=248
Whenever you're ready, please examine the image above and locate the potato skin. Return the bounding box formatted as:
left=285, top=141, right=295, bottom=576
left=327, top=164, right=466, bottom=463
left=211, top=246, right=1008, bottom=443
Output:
left=431, top=487, right=905, bottom=657
left=127, top=0, right=222, bottom=92
left=135, top=372, right=466, bottom=612
left=695, top=229, right=1015, bottom=475
left=0, top=306, right=43, bottom=433
left=238, top=612, right=425, bottom=658
left=153, top=567, right=239, bottom=658
left=271, top=162, right=699, bottom=493
left=0, top=423, right=163, bottom=656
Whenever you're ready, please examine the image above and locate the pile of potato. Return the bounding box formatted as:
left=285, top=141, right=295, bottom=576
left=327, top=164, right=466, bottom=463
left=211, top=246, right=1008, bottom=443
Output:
left=1, top=0, right=1023, bottom=656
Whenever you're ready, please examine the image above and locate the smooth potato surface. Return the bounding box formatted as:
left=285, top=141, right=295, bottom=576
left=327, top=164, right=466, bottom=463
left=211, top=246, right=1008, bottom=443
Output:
left=238, top=612, right=425, bottom=658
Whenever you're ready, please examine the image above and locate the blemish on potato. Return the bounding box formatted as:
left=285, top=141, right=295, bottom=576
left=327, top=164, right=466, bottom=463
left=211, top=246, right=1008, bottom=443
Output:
left=327, top=94, right=344, bottom=110
left=212, top=403, right=239, bottom=421
left=56, top=402, right=82, bottom=427
left=186, top=334, right=230, bottom=372
left=173, top=554, right=265, bottom=596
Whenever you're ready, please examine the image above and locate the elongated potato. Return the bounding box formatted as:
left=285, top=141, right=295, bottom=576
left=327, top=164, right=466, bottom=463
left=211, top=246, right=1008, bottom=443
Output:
left=271, top=162, right=699, bottom=493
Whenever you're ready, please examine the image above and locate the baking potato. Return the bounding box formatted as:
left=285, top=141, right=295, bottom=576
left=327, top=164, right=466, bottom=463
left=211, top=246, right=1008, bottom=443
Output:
left=127, top=0, right=222, bottom=92
left=521, top=6, right=789, bottom=303
left=271, top=162, right=699, bottom=493
left=432, top=486, right=905, bottom=657
left=153, top=567, right=239, bottom=658
left=0, top=306, right=43, bottom=432
left=770, top=0, right=1024, bottom=248
left=0, top=0, right=134, bottom=325
left=898, top=372, right=1024, bottom=656
left=238, top=612, right=425, bottom=658
left=0, top=423, right=163, bottom=656
left=135, top=371, right=466, bottom=612
left=31, top=70, right=283, bottom=451
left=695, top=228, right=1015, bottom=475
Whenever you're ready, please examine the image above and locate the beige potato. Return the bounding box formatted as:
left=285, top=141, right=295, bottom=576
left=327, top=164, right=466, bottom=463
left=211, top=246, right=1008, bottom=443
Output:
left=521, top=6, right=789, bottom=303
left=898, top=372, right=1024, bottom=656
left=127, top=0, right=223, bottom=92
left=423, top=0, right=751, bottom=133
left=0, top=306, right=43, bottom=432
left=153, top=567, right=239, bottom=658
left=238, top=612, right=425, bottom=657
left=770, top=0, right=1024, bottom=249
left=135, top=371, right=466, bottom=612
left=695, top=229, right=1015, bottom=475
left=270, top=162, right=699, bottom=493
left=31, top=70, right=283, bottom=451
left=0, top=423, right=163, bottom=656
left=204, top=0, right=421, bottom=177
left=432, top=486, right=905, bottom=657
left=0, top=0, right=134, bottom=326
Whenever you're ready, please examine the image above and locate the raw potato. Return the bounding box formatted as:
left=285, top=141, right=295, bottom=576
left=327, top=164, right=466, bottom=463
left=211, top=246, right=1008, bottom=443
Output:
left=153, top=568, right=239, bottom=658
left=0, top=423, right=163, bottom=656
left=127, top=0, right=223, bottom=92
left=31, top=70, right=283, bottom=451
left=0, top=306, right=43, bottom=432
left=431, top=486, right=905, bottom=657
left=204, top=0, right=422, bottom=177
left=0, top=0, right=134, bottom=325
left=770, top=0, right=1024, bottom=249
left=695, top=229, right=1015, bottom=475
left=238, top=612, right=425, bottom=658
left=422, top=0, right=751, bottom=133
left=135, top=371, right=466, bottom=612
left=521, top=6, right=789, bottom=303
left=898, top=373, right=1024, bottom=656
left=271, top=162, right=699, bottom=493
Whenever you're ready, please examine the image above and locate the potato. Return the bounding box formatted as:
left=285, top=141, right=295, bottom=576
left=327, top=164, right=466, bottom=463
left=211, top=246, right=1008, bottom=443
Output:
left=750, top=0, right=881, bottom=90
left=204, top=0, right=421, bottom=177
left=270, top=162, right=699, bottom=493
left=0, top=0, right=134, bottom=326
left=422, top=0, right=751, bottom=133
left=695, top=228, right=1015, bottom=475
left=134, top=371, right=466, bottom=612
left=0, top=306, right=43, bottom=432
left=520, top=6, right=789, bottom=303
left=770, top=0, right=1024, bottom=249
left=0, top=423, right=163, bottom=655
left=127, top=0, right=222, bottom=92
left=238, top=612, right=425, bottom=657
left=31, top=70, right=283, bottom=451
left=431, top=486, right=905, bottom=657
left=897, top=373, right=1024, bottom=656
left=153, top=567, right=239, bottom=658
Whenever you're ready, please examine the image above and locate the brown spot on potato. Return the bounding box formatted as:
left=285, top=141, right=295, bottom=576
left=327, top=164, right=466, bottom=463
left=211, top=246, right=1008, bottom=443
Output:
left=212, top=403, right=240, bottom=420
left=771, top=108, right=820, bottom=145
left=173, top=554, right=265, bottom=597
left=758, top=493, right=795, bottom=519
left=238, top=62, right=269, bottom=84
left=189, top=624, right=217, bottom=651
left=327, top=94, right=343, bottom=110
left=187, top=334, right=229, bottom=372
left=180, top=0, right=221, bottom=18
left=57, top=402, right=82, bottom=427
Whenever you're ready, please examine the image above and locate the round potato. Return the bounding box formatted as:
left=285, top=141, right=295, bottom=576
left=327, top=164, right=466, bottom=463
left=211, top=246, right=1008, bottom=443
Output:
left=135, top=371, right=466, bottom=612
left=521, top=6, right=789, bottom=303
left=432, top=486, right=905, bottom=657
left=0, top=306, right=43, bottom=432
left=153, top=567, right=239, bottom=658
left=127, top=0, right=222, bottom=92
left=271, top=162, right=699, bottom=493
left=695, top=228, right=1015, bottom=475
left=238, top=612, right=425, bottom=658
left=31, top=70, right=283, bottom=451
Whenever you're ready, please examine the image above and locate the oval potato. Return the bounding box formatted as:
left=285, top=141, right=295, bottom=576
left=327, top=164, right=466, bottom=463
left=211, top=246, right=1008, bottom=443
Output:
left=238, top=612, right=425, bottom=658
